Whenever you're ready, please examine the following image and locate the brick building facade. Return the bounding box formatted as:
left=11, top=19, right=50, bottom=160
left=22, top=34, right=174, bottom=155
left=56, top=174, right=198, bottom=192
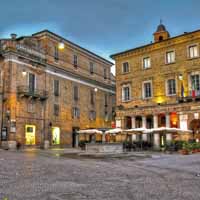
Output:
left=0, top=30, right=115, bottom=148
left=111, top=23, right=200, bottom=143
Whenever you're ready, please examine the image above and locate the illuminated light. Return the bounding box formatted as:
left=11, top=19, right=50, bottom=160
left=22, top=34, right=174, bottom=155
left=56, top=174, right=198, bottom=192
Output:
left=170, top=112, right=178, bottom=127
left=94, top=88, right=98, bottom=92
left=194, top=113, right=199, bottom=119
left=52, top=127, right=60, bottom=145
left=58, top=42, right=65, bottom=50
left=178, top=74, right=183, bottom=80
left=156, top=96, right=164, bottom=104
left=161, top=136, right=164, bottom=146
left=22, top=70, right=27, bottom=76
left=25, top=125, right=36, bottom=145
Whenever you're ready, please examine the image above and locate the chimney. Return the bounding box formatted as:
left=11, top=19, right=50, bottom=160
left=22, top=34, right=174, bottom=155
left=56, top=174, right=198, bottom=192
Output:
left=10, top=33, right=17, bottom=40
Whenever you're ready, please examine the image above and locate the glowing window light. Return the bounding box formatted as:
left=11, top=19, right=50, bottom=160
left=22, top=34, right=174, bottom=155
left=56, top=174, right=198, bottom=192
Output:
left=58, top=42, right=65, bottom=50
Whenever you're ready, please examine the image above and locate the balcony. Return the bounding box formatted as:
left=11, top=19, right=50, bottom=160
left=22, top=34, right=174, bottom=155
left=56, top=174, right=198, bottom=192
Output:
left=17, top=86, right=48, bottom=100
left=0, top=41, right=46, bottom=63
left=177, top=90, right=200, bottom=103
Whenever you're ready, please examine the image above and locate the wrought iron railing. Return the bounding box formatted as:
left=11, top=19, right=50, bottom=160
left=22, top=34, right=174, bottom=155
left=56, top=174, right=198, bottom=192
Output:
left=17, top=86, right=48, bottom=100
left=177, top=90, right=200, bottom=103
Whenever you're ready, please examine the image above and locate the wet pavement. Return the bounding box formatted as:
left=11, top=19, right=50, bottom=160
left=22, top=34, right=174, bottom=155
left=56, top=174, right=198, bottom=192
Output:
left=0, top=149, right=200, bottom=200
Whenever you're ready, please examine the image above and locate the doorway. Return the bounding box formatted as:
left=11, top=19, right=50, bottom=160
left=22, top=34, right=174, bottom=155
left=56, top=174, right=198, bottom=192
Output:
left=52, top=127, right=60, bottom=145
left=25, top=125, right=36, bottom=145
left=125, top=116, right=132, bottom=129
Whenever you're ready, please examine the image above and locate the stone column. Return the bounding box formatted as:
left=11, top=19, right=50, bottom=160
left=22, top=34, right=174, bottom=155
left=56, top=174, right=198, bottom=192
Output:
left=154, top=133, right=160, bottom=150
left=116, top=118, right=122, bottom=128
left=76, top=134, right=79, bottom=147
left=166, top=113, right=170, bottom=128
left=102, top=134, right=106, bottom=143
left=131, top=116, right=136, bottom=129
left=166, top=133, right=172, bottom=142
left=142, top=116, right=146, bottom=128
left=153, top=115, right=158, bottom=128
left=142, top=133, right=148, bottom=141
left=132, top=134, right=137, bottom=141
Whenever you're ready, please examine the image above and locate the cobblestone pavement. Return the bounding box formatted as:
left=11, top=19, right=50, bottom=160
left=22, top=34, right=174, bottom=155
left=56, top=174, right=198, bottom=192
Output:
left=0, top=150, right=200, bottom=200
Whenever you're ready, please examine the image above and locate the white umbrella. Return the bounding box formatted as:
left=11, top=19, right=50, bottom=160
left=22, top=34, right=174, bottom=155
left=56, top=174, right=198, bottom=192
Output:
left=77, top=129, right=103, bottom=134
left=105, top=128, right=123, bottom=134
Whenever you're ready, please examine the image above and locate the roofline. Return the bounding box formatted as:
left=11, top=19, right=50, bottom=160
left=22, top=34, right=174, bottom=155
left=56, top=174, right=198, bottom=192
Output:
left=32, top=29, right=114, bottom=66
left=110, top=29, right=200, bottom=59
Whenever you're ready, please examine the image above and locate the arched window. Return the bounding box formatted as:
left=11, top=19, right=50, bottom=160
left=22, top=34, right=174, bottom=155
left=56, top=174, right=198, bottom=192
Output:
left=159, top=36, right=163, bottom=41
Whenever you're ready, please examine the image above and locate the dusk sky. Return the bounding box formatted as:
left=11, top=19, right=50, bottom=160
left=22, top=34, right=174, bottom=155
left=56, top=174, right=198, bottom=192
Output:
left=1, top=0, right=200, bottom=74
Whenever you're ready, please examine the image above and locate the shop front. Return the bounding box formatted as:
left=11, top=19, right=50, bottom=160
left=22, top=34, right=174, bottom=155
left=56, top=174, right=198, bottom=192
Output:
left=52, top=127, right=60, bottom=145
left=25, top=125, right=36, bottom=145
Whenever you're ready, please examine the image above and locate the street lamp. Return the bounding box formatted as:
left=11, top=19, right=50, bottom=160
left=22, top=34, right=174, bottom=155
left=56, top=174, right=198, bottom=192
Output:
left=58, top=40, right=65, bottom=50
left=178, top=74, right=183, bottom=81
left=94, top=88, right=98, bottom=93
left=22, top=69, right=27, bottom=76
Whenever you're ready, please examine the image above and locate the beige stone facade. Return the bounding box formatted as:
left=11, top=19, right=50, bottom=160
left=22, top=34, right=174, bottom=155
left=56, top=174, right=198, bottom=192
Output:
left=111, top=23, right=200, bottom=146
left=0, top=30, right=115, bottom=148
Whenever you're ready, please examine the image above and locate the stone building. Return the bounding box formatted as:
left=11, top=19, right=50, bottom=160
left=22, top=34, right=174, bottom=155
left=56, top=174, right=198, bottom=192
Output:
left=0, top=30, right=115, bottom=148
left=111, top=23, right=200, bottom=147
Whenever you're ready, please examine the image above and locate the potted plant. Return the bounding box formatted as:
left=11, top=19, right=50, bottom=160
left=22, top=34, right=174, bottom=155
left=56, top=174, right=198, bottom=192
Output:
left=191, top=143, right=198, bottom=153
left=180, top=142, right=189, bottom=155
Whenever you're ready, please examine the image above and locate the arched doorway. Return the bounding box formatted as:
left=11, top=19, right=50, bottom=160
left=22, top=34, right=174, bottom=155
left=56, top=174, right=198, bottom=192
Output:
left=146, top=115, right=153, bottom=129
left=135, top=116, right=142, bottom=128
left=158, top=114, right=166, bottom=127
left=125, top=116, right=132, bottom=129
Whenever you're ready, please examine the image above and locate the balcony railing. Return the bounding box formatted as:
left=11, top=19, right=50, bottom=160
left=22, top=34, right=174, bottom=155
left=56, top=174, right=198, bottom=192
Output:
left=177, top=90, right=200, bottom=103
left=0, top=41, right=46, bottom=62
left=17, top=86, right=48, bottom=100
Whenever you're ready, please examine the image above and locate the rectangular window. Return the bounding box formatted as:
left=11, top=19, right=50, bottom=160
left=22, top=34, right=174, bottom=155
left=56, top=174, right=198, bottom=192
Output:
left=189, top=45, right=198, bottom=58
left=54, top=46, right=59, bottom=61
left=104, top=68, right=107, bottom=79
left=143, top=82, right=152, bottom=98
left=73, top=86, right=79, bottom=101
left=167, top=79, right=176, bottom=95
left=90, top=90, right=95, bottom=105
left=143, top=57, right=151, bottom=69
left=89, top=110, right=96, bottom=120
left=122, top=86, right=130, bottom=101
left=73, top=55, right=78, bottom=68
left=191, top=74, right=200, bottom=95
left=54, top=80, right=60, bottom=96
left=54, top=104, right=59, bottom=116
left=105, top=94, right=108, bottom=107
left=27, top=103, right=35, bottom=113
left=166, top=51, right=175, bottom=64
left=72, top=107, right=80, bottom=118
left=122, top=62, right=129, bottom=73
left=90, top=62, right=94, bottom=74
left=28, top=73, right=35, bottom=93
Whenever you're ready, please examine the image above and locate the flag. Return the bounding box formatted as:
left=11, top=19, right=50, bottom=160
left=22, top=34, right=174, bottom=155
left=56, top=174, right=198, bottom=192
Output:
left=181, top=82, right=184, bottom=98
left=192, top=78, right=196, bottom=98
